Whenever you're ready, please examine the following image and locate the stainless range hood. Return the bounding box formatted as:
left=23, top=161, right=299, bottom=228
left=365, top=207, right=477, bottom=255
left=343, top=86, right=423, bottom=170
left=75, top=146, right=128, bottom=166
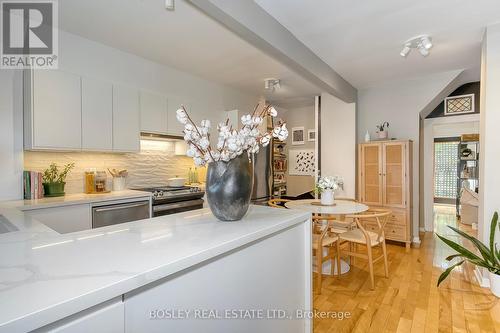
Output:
left=140, top=132, right=183, bottom=141
left=140, top=132, right=187, bottom=155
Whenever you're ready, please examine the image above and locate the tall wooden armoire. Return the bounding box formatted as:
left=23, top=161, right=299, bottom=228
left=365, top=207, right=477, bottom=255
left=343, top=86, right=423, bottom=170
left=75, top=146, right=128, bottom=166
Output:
left=357, top=140, right=413, bottom=250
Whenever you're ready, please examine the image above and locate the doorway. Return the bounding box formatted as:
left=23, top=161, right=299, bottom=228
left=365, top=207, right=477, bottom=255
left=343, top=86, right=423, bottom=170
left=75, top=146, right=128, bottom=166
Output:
left=433, top=137, right=460, bottom=205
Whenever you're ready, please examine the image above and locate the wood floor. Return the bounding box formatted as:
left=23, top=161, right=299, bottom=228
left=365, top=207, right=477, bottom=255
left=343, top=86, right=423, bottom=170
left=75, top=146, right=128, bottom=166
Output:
left=313, top=205, right=500, bottom=332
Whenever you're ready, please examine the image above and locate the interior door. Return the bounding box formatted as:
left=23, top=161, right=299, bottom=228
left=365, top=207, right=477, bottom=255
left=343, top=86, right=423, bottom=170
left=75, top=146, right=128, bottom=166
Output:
left=360, top=143, right=382, bottom=205
left=383, top=142, right=406, bottom=207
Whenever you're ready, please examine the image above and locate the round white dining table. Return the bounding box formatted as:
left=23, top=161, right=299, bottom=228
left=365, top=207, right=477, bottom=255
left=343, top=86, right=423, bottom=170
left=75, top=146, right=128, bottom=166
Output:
left=284, top=199, right=369, bottom=275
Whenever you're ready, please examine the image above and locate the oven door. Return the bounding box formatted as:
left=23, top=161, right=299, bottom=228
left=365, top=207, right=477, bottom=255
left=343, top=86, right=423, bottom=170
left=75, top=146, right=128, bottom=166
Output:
left=153, top=199, right=204, bottom=217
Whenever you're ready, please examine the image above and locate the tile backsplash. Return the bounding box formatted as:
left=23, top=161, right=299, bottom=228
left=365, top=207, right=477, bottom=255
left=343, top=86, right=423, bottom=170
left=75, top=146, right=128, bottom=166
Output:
left=24, top=140, right=203, bottom=194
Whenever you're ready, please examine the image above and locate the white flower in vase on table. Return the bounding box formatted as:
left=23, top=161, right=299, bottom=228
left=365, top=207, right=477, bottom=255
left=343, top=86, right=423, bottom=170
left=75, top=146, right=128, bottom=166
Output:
left=315, top=176, right=344, bottom=206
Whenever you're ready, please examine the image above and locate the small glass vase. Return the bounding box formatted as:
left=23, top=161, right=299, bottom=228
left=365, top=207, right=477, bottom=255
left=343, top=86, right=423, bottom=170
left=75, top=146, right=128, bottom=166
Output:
left=320, top=189, right=334, bottom=205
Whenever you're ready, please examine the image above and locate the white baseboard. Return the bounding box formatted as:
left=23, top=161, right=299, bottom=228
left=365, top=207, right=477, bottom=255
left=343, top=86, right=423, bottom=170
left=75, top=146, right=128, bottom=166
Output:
left=412, top=236, right=421, bottom=246
left=419, top=227, right=426, bottom=233
left=474, top=267, right=490, bottom=288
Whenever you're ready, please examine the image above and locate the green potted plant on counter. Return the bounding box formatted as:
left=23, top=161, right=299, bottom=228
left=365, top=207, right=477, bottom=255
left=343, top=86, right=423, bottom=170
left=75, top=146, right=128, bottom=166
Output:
left=42, top=163, right=75, bottom=197
left=437, top=212, right=500, bottom=297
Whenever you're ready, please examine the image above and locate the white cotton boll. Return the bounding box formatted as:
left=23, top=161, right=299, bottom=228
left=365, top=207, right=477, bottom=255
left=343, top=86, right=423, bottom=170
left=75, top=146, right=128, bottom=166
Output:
left=268, top=106, right=278, bottom=117
left=216, top=138, right=225, bottom=150
left=185, top=123, right=194, bottom=131
left=200, top=126, right=209, bottom=135
left=272, top=126, right=281, bottom=138
left=211, top=151, right=220, bottom=161
left=260, top=134, right=271, bottom=146
left=186, top=148, right=196, bottom=157
left=252, top=116, right=262, bottom=125
left=201, top=119, right=211, bottom=129
left=176, top=109, right=188, bottom=124
left=194, top=157, right=205, bottom=167
left=199, top=137, right=210, bottom=150
left=241, top=114, right=252, bottom=126
left=227, top=142, right=238, bottom=151
left=251, top=128, right=259, bottom=137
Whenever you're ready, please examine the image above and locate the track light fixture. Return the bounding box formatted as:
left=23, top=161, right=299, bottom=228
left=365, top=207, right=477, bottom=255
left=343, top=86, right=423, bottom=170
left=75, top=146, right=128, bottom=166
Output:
left=400, top=35, right=433, bottom=58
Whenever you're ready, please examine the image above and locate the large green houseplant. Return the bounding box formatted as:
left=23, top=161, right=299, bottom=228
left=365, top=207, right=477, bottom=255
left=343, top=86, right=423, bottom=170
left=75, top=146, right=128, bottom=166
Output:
left=42, top=163, right=75, bottom=197
left=437, top=212, right=500, bottom=297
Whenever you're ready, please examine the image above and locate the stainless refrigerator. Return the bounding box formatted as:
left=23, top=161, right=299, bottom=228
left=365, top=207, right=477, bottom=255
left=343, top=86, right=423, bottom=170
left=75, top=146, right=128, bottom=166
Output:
left=251, top=143, right=273, bottom=202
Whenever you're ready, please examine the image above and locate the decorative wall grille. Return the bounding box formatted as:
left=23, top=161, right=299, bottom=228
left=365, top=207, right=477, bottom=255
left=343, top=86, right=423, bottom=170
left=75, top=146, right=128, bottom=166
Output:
left=444, top=94, right=474, bottom=115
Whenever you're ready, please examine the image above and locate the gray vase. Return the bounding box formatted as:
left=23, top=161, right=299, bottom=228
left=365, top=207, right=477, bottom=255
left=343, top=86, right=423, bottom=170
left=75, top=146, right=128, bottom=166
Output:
left=206, top=152, right=253, bottom=221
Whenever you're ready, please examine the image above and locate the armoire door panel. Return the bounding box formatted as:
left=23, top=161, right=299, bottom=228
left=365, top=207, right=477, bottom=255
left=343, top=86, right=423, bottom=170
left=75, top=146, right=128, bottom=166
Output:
left=361, top=145, right=382, bottom=205
left=383, top=143, right=405, bottom=207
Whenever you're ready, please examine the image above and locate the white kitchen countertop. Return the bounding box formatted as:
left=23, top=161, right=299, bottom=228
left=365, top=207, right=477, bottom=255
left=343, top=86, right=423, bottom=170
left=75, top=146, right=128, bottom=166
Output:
left=1, top=189, right=152, bottom=211
left=0, top=205, right=310, bottom=332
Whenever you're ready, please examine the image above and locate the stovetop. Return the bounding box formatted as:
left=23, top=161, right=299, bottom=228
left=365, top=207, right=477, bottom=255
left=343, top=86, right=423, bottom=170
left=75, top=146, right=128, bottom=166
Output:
left=133, top=186, right=203, bottom=202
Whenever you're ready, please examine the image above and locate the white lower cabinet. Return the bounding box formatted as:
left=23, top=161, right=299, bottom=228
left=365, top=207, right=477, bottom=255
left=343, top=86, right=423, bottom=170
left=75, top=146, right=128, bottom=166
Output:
left=24, top=204, right=91, bottom=234
left=35, top=298, right=124, bottom=333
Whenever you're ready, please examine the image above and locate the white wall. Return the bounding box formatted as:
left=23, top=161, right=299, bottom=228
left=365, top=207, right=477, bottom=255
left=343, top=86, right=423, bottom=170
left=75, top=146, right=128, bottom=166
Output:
left=422, top=114, right=480, bottom=231
left=479, top=24, right=500, bottom=248
left=320, top=93, right=356, bottom=198
left=357, top=70, right=462, bottom=240
left=0, top=71, right=23, bottom=200
left=285, top=104, right=315, bottom=197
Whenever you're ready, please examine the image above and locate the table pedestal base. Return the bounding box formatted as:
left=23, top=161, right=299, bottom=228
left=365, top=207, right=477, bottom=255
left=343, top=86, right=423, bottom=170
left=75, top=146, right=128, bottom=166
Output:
left=313, top=257, right=350, bottom=275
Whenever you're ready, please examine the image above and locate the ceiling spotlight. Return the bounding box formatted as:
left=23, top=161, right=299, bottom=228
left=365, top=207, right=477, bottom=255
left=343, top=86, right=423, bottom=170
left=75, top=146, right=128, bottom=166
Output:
left=264, top=78, right=281, bottom=91
left=421, top=36, right=433, bottom=50
left=400, top=45, right=411, bottom=57
left=400, top=35, right=433, bottom=58
left=165, top=0, right=175, bottom=11
left=418, top=47, right=430, bottom=57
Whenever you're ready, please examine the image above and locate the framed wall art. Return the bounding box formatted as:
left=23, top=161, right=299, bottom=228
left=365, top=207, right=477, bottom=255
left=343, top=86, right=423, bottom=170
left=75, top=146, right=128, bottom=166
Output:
left=291, top=127, right=305, bottom=145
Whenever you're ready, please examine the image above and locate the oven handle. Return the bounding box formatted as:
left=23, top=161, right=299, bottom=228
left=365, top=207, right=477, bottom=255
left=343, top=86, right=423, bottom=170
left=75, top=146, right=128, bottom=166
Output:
left=153, top=199, right=204, bottom=213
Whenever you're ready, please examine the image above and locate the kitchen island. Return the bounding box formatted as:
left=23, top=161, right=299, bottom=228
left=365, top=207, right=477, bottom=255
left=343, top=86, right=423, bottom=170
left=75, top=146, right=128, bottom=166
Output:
left=0, top=205, right=312, bottom=333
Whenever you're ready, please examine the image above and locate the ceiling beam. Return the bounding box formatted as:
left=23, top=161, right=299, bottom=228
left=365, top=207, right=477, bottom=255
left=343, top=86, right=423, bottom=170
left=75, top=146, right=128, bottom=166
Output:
left=187, top=0, right=357, bottom=103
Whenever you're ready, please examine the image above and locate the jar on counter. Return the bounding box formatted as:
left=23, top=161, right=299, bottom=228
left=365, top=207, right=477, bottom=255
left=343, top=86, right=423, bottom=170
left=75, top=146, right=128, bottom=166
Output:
left=84, top=169, right=96, bottom=194
left=95, top=171, right=107, bottom=193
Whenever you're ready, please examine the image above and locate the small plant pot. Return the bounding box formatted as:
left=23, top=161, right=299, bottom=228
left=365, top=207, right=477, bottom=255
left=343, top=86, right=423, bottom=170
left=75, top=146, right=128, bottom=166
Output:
left=490, top=272, right=500, bottom=297
left=377, top=131, right=388, bottom=139
left=320, top=189, right=335, bottom=206
left=42, top=182, right=66, bottom=197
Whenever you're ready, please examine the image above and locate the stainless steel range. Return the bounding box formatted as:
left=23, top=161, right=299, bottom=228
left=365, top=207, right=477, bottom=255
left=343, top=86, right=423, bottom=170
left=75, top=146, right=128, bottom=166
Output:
left=133, top=186, right=204, bottom=217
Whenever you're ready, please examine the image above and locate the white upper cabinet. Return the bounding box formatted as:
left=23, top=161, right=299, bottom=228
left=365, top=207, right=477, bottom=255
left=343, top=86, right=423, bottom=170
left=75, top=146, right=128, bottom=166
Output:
left=82, top=77, right=113, bottom=151
left=167, top=96, right=189, bottom=136
left=140, top=91, right=168, bottom=134
left=25, top=70, right=82, bottom=150
left=113, top=84, right=140, bottom=152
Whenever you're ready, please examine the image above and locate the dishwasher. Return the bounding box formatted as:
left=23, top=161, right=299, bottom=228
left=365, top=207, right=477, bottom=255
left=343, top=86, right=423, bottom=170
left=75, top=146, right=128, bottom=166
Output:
left=92, top=200, right=151, bottom=229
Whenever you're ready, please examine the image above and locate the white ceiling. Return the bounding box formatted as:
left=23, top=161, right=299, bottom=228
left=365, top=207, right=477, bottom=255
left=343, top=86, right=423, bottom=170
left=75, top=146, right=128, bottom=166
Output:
left=255, top=0, right=500, bottom=88
left=58, top=0, right=319, bottom=105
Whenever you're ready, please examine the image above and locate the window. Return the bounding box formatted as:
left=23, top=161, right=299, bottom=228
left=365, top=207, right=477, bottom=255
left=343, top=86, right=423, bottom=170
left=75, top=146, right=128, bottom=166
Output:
left=434, top=139, right=459, bottom=203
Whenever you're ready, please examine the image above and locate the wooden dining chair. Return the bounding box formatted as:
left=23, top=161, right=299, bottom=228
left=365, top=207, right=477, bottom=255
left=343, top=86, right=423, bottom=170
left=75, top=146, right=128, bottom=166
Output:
left=311, top=216, right=341, bottom=294
left=338, top=209, right=391, bottom=290
left=267, top=198, right=291, bottom=208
